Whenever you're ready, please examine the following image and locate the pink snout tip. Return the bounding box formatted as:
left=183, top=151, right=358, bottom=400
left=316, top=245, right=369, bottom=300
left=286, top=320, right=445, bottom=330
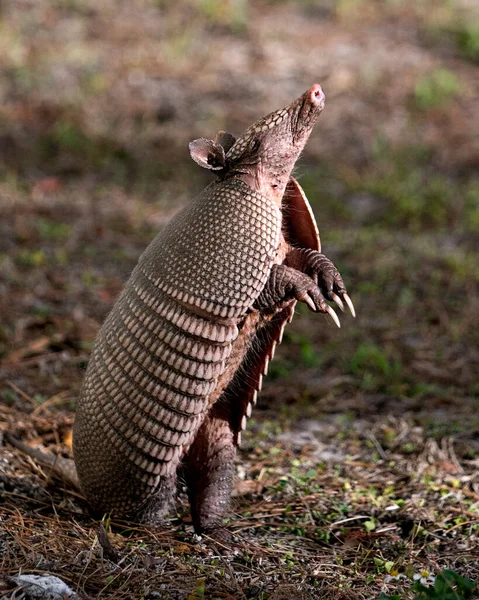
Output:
left=309, top=83, right=325, bottom=108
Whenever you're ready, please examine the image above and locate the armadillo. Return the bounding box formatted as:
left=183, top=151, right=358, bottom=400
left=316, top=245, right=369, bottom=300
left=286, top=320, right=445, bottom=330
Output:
left=10, top=84, right=355, bottom=535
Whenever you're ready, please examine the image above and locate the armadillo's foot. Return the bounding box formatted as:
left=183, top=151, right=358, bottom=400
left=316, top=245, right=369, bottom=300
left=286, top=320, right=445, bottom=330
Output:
left=188, top=527, right=237, bottom=557
left=254, top=264, right=341, bottom=326
left=203, top=527, right=237, bottom=557
left=286, top=248, right=356, bottom=318
left=202, top=526, right=234, bottom=546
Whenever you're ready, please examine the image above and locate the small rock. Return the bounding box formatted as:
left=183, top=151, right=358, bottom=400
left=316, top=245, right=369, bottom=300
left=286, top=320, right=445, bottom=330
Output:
left=11, top=574, right=79, bottom=599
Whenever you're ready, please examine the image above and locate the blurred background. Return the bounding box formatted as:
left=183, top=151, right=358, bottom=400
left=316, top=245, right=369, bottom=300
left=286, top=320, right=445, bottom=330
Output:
left=1, top=0, right=477, bottom=428
left=1, top=1, right=478, bottom=595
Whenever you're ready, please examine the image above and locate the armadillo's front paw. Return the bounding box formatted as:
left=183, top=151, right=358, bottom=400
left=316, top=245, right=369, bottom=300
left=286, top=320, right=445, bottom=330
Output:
left=255, top=264, right=341, bottom=327
left=288, top=270, right=342, bottom=327
left=288, top=249, right=356, bottom=318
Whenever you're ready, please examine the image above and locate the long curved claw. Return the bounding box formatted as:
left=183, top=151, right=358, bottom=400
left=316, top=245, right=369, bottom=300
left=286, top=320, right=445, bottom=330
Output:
left=343, top=293, right=356, bottom=318
left=301, top=293, right=317, bottom=312
left=325, top=305, right=341, bottom=328
left=331, top=293, right=345, bottom=312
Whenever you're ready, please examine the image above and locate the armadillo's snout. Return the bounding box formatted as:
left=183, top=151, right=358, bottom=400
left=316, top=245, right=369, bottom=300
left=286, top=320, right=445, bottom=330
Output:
left=309, top=83, right=325, bottom=109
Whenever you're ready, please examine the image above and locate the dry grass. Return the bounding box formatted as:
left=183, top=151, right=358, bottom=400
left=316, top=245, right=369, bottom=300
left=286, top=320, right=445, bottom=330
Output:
left=1, top=397, right=478, bottom=598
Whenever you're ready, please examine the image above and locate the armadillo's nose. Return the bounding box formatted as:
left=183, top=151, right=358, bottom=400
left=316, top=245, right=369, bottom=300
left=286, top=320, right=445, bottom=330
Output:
left=309, top=83, right=325, bottom=109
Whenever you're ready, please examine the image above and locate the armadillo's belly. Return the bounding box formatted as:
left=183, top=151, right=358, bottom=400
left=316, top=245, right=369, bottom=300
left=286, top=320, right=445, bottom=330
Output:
left=73, top=267, right=238, bottom=515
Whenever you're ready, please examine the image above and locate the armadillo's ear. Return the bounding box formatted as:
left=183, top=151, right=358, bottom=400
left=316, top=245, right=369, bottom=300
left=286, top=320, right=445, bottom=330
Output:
left=189, top=138, right=226, bottom=171
left=214, top=130, right=236, bottom=154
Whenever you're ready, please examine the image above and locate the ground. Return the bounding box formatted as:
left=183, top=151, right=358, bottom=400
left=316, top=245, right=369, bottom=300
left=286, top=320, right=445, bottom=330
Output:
left=0, top=1, right=478, bottom=598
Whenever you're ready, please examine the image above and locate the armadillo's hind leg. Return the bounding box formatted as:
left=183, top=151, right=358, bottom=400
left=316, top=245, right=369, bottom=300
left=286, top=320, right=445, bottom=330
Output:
left=184, top=402, right=236, bottom=536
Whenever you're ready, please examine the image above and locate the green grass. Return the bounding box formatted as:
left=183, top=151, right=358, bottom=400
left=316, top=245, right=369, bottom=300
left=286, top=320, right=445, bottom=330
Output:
left=303, top=143, right=479, bottom=235
left=379, top=569, right=477, bottom=600
left=414, top=69, right=461, bottom=111
left=426, top=19, right=479, bottom=64
left=454, top=23, right=479, bottom=62
left=36, top=218, right=72, bottom=241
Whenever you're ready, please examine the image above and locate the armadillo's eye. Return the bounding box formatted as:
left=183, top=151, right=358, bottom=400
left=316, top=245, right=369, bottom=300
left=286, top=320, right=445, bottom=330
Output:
left=271, top=183, right=279, bottom=189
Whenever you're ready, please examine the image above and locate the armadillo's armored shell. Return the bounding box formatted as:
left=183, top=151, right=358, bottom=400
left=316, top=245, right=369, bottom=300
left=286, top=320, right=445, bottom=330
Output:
left=73, top=178, right=282, bottom=514
left=139, top=179, right=281, bottom=319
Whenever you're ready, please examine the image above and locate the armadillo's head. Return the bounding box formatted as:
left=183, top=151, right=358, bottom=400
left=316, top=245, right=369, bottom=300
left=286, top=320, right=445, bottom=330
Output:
left=189, top=84, right=325, bottom=205
left=226, top=83, right=325, bottom=203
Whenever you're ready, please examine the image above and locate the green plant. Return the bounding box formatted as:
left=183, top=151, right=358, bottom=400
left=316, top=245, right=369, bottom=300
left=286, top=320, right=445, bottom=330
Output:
left=454, top=23, right=479, bottom=62
left=355, top=144, right=473, bottom=232
left=36, top=218, right=71, bottom=241
left=198, top=0, right=248, bottom=32
left=348, top=342, right=402, bottom=391
left=16, top=249, right=47, bottom=267
left=414, top=69, right=461, bottom=110
left=413, top=570, right=476, bottom=600
left=378, top=569, right=477, bottom=600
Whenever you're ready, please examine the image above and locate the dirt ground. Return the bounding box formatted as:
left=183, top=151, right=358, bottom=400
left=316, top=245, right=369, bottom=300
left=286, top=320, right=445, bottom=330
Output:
left=0, top=1, right=478, bottom=598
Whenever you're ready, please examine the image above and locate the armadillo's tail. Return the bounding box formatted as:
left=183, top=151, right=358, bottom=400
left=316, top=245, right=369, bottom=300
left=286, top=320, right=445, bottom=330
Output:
left=4, top=432, right=80, bottom=491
